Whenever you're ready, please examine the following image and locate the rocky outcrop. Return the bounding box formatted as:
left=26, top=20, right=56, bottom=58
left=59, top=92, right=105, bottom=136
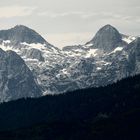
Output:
left=0, top=49, right=41, bottom=102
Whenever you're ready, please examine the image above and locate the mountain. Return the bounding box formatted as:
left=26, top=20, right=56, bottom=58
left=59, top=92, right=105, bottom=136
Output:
left=61, top=25, right=138, bottom=89
left=0, top=25, right=47, bottom=44
left=0, top=24, right=139, bottom=102
left=86, top=24, right=125, bottom=51
left=0, top=49, right=41, bottom=102
left=0, top=25, right=66, bottom=96
left=0, top=74, right=139, bottom=139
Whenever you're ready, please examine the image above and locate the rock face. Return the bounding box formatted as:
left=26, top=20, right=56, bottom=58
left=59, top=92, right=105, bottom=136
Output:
left=21, top=48, right=45, bottom=62
left=0, top=49, right=41, bottom=102
left=127, top=38, right=140, bottom=74
left=86, top=24, right=124, bottom=51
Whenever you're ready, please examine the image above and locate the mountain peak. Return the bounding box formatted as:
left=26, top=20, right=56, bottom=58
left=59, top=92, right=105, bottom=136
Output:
left=86, top=24, right=123, bottom=52
left=101, top=24, right=116, bottom=30
left=12, top=25, right=36, bottom=33
left=13, top=25, right=30, bottom=29
left=0, top=25, right=47, bottom=45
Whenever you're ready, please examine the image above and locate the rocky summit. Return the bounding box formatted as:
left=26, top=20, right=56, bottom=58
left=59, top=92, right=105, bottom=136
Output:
left=0, top=25, right=47, bottom=45
left=86, top=24, right=124, bottom=51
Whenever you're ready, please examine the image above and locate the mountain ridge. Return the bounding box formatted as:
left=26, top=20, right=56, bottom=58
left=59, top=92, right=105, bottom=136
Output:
left=0, top=24, right=139, bottom=102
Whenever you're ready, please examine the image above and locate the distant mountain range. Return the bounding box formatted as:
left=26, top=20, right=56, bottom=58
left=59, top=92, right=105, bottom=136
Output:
left=0, top=24, right=140, bottom=102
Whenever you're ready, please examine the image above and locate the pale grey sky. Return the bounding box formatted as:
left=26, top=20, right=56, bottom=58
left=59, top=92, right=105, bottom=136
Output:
left=0, top=0, right=140, bottom=48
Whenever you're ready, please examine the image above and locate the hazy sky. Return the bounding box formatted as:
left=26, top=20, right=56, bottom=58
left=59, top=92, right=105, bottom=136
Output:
left=0, top=0, right=140, bottom=48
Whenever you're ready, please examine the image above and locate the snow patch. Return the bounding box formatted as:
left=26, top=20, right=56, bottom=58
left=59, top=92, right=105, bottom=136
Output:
left=21, top=42, right=46, bottom=51
left=3, top=40, right=11, bottom=44
left=0, top=44, right=19, bottom=53
left=112, top=47, right=123, bottom=53
left=97, top=67, right=102, bottom=70
left=85, top=43, right=93, bottom=47
left=122, top=36, right=136, bottom=44
left=61, top=69, right=68, bottom=75
left=86, top=49, right=98, bottom=58
left=96, top=60, right=112, bottom=66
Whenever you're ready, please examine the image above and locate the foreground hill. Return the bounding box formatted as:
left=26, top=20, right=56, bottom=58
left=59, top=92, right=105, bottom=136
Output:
left=0, top=74, right=139, bottom=139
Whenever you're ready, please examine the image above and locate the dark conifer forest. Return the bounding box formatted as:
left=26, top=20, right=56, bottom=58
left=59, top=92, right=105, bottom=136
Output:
left=0, top=75, right=140, bottom=139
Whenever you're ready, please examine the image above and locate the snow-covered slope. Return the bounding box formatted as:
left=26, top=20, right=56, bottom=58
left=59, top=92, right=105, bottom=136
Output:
left=0, top=24, right=139, bottom=101
left=122, top=34, right=136, bottom=44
